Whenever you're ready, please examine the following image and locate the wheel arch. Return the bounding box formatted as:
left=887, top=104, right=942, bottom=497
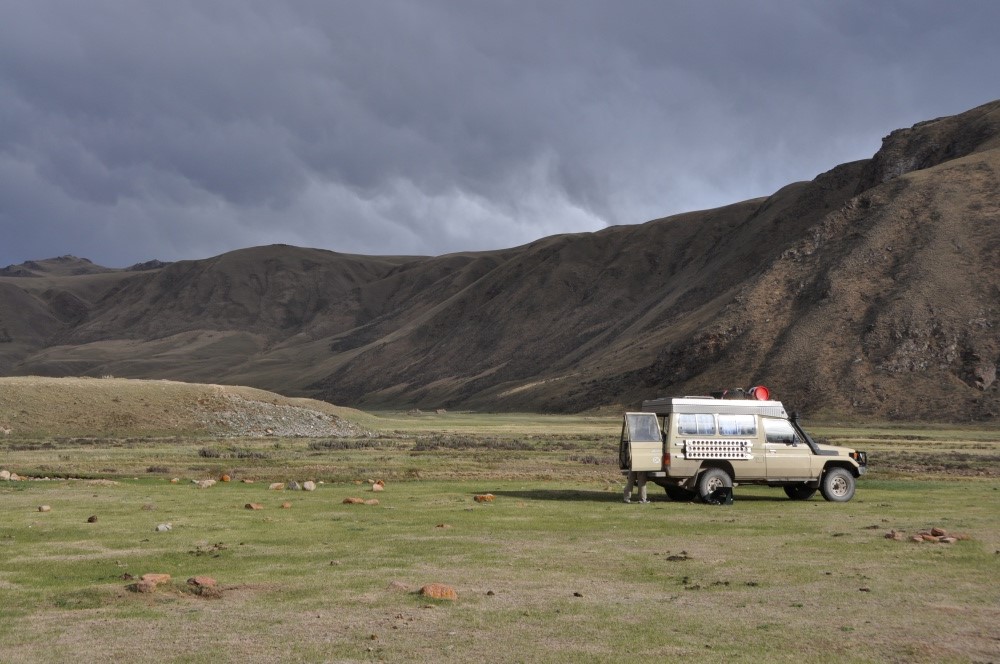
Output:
left=823, top=460, right=861, bottom=478
left=697, top=460, right=735, bottom=481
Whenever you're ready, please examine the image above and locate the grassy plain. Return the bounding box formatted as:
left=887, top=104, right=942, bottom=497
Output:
left=1, top=413, right=998, bottom=662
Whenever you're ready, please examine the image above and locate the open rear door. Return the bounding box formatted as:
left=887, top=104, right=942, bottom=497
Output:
left=623, top=412, right=663, bottom=471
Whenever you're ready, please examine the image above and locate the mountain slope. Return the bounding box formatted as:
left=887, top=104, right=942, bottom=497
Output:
left=1, top=100, right=997, bottom=421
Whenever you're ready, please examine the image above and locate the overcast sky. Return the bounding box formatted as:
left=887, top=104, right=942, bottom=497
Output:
left=1, top=1, right=997, bottom=268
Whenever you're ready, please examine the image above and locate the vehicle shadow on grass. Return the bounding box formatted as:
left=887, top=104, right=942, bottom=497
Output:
left=490, top=489, right=619, bottom=502
left=491, top=490, right=793, bottom=503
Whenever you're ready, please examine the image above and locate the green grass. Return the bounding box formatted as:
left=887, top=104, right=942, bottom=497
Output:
left=0, top=418, right=998, bottom=662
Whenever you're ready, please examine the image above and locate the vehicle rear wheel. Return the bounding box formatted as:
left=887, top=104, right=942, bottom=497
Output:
left=664, top=485, right=696, bottom=502
left=820, top=467, right=856, bottom=502
left=783, top=484, right=817, bottom=500
left=696, top=468, right=732, bottom=503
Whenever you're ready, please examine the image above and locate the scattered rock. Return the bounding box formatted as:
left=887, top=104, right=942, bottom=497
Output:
left=155, top=523, right=172, bottom=532
left=87, top=515, right=98, bottom=523
left=419, top=583, right=458, bottom=601
left=187, top=576, right=217, bottom=588
left=930, top=527, right=947, bottom=537
left=281, top=502, right=292, bottom=509
left=940, top=536, right=958, bottom=544
left=220, top=474, right=231, bottom=482
left=435, top=523, right=452, bottom=529
left=0, top=470, right=10, bottom=481
left=573, top=591, right=584, bottom=597
left=142, top=573, right=171, bottom=586
left=885, top=530, right=904, bottom=540
left=372, top=480, right=385, bottom=492
left=911, top=535, right=924, bottom=543
left=859, top=587, right=871, bottom=592
left=196, top=479, right=216, bottom=489
left=364, top=499, right=380, bottom=506
left=486, top=590, right=495, bottom=596
left=474, top=494, right=495, bottom=503
left=303, top=481, right=316, bottom=492
left=9, top=473, right=21, bottom=481
left=245, top=503, right=264, bottom=510
left=287, top=481, right=301, bottom=491
left=241, top=479, right=255, bottom=484
left=38, top=505, right=51, bottom=512
left=269, top=483, right=285, bottom=491
left=133, top=572, right=171, bottom=593
left=170, top=478, right=179, bottom=484
left=343, top=497, right=365, bottom=504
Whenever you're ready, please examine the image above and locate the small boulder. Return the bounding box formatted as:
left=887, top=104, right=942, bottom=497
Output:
left=372, top=480, right=385, bottom=492
left=419, top=583, right=458, bottom=601
left=170, top=478, right=179, bottom=484
left=343, top=497, right=365, bottom=504
left=220, top=474, right=231, bottom=482
left=0, top=470, right=10, bottom=481
left=364, top=499, right=380, bottom=506
left=930, top=527, right=947, bottom=537
left=245, top=503, right=264, bottom=511
left=87, top=515, right=98, bottom=523
left=156, top=523, right=173, bottom=532
left=141, top=573, right=171, bottom=586
left=241, top=479, right=255, bottom=484
left=187, top=576, right=217, bottom=588
left=287, top=481, right=301, bottom=491
left=38, top=505, right=51, bottom=513
left=9, top=473, right=20, bottom=481
left=303, top=481, right=316, bottom=492
left=474, top=494, right=495, bottom=503
left=269, top=483, right=285, bottom=491
left=196, top=479, right=216, bottom=489
left=281, top=501, right=292, bottom=509
left=133, top=573, right=171, bottom=593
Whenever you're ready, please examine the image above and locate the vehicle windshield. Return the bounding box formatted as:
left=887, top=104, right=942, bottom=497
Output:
left=625, top=413, right=661, bottom=442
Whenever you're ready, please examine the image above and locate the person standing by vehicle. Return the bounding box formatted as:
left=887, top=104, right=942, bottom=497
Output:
left=624, top=470, right=648, bottom=503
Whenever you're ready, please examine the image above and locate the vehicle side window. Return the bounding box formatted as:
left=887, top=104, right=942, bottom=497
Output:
left=626, top=413, right=661, bottom=442
left=677, top=413, right=715, bottom=435
left=763, top=418, right=799, bottom=444
left=718, top=414, right=757, bottom=436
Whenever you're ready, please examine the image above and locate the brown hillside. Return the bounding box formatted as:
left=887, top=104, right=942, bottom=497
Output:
left=0, top=376, right=366, bottom=438
left=1, top=100, right=997, bottom=421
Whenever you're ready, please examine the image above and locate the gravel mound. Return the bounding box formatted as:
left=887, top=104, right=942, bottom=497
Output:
left=201, top=394, right=366, bottom=438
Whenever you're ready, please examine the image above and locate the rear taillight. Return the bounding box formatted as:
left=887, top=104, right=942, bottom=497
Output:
left=663, top=454, right=671, bottom=467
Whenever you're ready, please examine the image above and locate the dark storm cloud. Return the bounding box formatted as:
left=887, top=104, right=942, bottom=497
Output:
left=1, top=0, right=998, bottom=267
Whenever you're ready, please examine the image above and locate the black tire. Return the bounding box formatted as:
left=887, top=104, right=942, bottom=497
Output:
left=697, top=468, right=732, bottom=503
left=783, top=484, right=817, bottom=500
left=820, top=467, right=856, bottom=502
left=664, top=485, right=696, bottom=502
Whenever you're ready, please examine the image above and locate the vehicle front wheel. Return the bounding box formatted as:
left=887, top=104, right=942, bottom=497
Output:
left=820, top=467, right=856, bottom=502
left=783, top=484, right=817, bottom=500
left=696, top=468, right=732, bottom=503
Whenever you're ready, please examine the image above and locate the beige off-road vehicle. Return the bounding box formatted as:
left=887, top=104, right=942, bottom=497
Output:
left=619, top=388, right=867, bottom=503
